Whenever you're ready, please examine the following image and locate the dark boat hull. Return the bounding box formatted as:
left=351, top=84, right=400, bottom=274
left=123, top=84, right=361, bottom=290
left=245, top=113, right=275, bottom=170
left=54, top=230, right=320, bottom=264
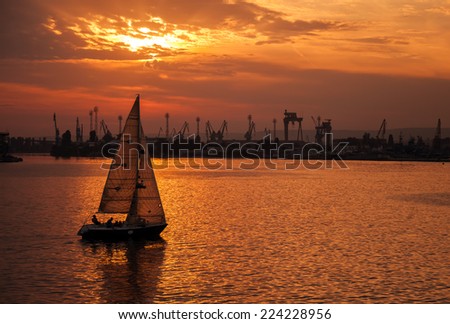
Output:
left=0, top=155, right=23, bottom=163
left=77, top=223, right=167, bottom=241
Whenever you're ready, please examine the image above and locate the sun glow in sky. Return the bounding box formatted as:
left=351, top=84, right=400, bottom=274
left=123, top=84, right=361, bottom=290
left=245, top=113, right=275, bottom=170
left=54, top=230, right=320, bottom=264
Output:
left=1, top=0, right=450, bottom=136
left=65, top=15, right=202, bottom=56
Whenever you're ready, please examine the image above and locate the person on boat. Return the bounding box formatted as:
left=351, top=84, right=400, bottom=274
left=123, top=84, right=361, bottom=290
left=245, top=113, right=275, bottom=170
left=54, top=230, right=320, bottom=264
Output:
left=91, top=214, right=100, bottom=225
left=137, top=217, right=147, bottom=226
left=106, top=217, right=113, bottom=227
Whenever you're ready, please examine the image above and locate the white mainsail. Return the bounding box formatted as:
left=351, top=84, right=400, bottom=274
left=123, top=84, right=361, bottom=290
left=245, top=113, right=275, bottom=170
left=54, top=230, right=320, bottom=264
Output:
left=98, top=95, right=165, bottom=226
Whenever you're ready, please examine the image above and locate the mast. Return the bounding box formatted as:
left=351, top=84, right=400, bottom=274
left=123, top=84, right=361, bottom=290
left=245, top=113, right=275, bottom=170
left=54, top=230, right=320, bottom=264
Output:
left=126, top=94, right=141, bottom=225
left=98, top=95, right=140, bottom=214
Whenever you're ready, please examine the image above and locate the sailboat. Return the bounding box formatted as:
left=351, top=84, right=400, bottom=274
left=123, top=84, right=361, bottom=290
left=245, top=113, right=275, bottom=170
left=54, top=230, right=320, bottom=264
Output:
left=78, top=95, right=167, bottom=240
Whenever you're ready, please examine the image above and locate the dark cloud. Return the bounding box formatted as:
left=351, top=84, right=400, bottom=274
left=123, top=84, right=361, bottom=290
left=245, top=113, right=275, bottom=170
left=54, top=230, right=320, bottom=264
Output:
left=148, top=0, right=345, bottom=44
left=255, top=38, right=294, bottom=46
left=349, top=36, right=409, bottom=45
left=0, top=0, right=346, bottom=60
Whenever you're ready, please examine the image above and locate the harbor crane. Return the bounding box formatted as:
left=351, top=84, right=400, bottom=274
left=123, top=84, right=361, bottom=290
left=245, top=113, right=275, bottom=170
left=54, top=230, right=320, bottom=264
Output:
left=93, top=106, right=99, bottom=137
left=157, top=127, right=164, bottom=138
left=205, top=121, right=216, bottom=142
left=100, top=120, right=113, bottom=142
left=196, top=117, right=201, bottom=142
left=88, top=108, right=98, bottom=142
left=311, top=116, right=319, bottom=128
left=376, top=119, right=386, bottom=141
left=244, top=115, right=256, bottom=141
left=432, top=118, right=441, bottom=150
left=375, top=119, right=387, bottom=148
left=165, top=113, right=170, bottom=140
left=176, top=122, right=189, bottom=140
left=100, top=120, right=108, bottom=136
left=53, top=113, right=60, bottom=146
left=206, top=120, right=227, bottom=142
left=436, top=118, right=441, bottom=139
left=216, top=120, right=228, bottom=142
left=76, top=117, right=83, bottom=143
left=273, top=118, right=277, bottom=139
left=89, top=110, right=93, bottom=132
left=311, top=116, right=332, bottom=146
left=283, top=110, right=303, bottom=141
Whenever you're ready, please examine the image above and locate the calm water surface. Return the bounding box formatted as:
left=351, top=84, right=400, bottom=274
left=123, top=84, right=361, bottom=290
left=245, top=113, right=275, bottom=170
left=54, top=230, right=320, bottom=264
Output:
left=0, top=156, right=449, bottom=303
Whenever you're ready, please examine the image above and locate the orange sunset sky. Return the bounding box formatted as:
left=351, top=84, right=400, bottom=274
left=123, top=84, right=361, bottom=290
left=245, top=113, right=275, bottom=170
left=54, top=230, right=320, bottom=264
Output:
left=1, top=0, right=450, bottom=137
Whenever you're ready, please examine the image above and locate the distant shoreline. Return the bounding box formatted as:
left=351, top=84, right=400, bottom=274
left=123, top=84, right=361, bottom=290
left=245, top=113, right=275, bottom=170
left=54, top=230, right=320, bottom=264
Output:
left=11, top=153, right=449, bottom=164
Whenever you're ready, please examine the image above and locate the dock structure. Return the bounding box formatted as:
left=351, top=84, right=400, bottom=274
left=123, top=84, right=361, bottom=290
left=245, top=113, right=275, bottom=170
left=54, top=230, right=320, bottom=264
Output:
left=283, top=110, right=303, bottom=142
